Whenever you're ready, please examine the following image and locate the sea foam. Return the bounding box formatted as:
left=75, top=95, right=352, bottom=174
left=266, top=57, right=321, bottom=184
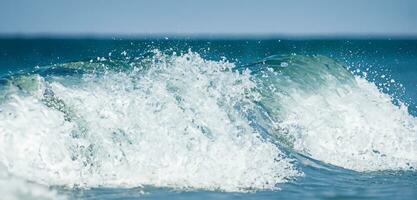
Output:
left=0, top=52, right=300, bottom=192
left=257, top=55, right=417, bottom=171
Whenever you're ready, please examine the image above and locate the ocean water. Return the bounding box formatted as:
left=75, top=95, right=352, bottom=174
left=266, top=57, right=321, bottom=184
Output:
left=0, top=38, right=416, bottom=200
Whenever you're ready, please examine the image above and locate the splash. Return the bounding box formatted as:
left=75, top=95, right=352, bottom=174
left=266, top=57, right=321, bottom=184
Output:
left=0, top=51, right=300, bottom=192
left=1, top=51, right=416, bottom=193
left=256, top=55, right=417, bottom=171
left=0, top=164, right=65, bottom=200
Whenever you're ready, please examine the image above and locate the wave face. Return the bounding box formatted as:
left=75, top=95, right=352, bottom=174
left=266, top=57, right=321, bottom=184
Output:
left=255, top=55, right=417, bottom=171
left=0, top=52, right=300, bottom=192
left=0, top=51, right=416, bottom=194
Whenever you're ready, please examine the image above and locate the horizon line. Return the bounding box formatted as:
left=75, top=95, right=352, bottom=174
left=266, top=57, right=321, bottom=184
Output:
left=1, top=32, right=417, bottom=40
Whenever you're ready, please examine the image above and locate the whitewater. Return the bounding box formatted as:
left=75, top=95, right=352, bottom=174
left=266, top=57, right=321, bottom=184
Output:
left=0, top=39, right=416, bottom=199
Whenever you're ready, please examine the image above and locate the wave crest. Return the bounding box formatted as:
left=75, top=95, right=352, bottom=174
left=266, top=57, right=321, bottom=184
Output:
left=256, top=54, right=417, bottom=171
left=0, top=51, right=300, bottom=192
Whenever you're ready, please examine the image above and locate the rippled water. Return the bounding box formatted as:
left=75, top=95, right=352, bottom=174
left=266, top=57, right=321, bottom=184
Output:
left=0, top=38, right=416, bottom=200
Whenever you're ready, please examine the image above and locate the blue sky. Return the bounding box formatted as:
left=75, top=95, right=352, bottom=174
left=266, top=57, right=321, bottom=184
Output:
left=1, top=0, right=416, bottom=36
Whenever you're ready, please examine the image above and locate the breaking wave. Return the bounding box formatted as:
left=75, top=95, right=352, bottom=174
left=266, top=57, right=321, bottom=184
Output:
left=255, top=55, right=417, bottom=171
left=0, top=51, right=299, bottom=192
left=0, top=51, right=416, bottom=193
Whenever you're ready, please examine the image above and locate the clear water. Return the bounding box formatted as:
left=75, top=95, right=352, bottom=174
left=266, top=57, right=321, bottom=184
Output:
left=0, top=38, right=416, bottom=200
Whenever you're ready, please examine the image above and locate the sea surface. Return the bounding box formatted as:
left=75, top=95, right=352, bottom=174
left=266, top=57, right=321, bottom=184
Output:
left=0, top=38, right=416, bottom=200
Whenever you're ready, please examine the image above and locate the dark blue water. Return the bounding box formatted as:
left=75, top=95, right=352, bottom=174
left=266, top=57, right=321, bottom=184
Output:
left=0, top=38, right=416, bottom=200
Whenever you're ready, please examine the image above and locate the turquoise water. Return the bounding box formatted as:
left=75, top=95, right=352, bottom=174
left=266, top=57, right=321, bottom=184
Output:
left=0, top=38, right=416, bottom=200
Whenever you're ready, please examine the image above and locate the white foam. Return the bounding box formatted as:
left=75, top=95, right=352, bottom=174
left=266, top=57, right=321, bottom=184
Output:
left=0, top=164, right=65, bottom=200
left=275, top=75, right=417, bottom=171
left=0, top=52, right=300, bottom=192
